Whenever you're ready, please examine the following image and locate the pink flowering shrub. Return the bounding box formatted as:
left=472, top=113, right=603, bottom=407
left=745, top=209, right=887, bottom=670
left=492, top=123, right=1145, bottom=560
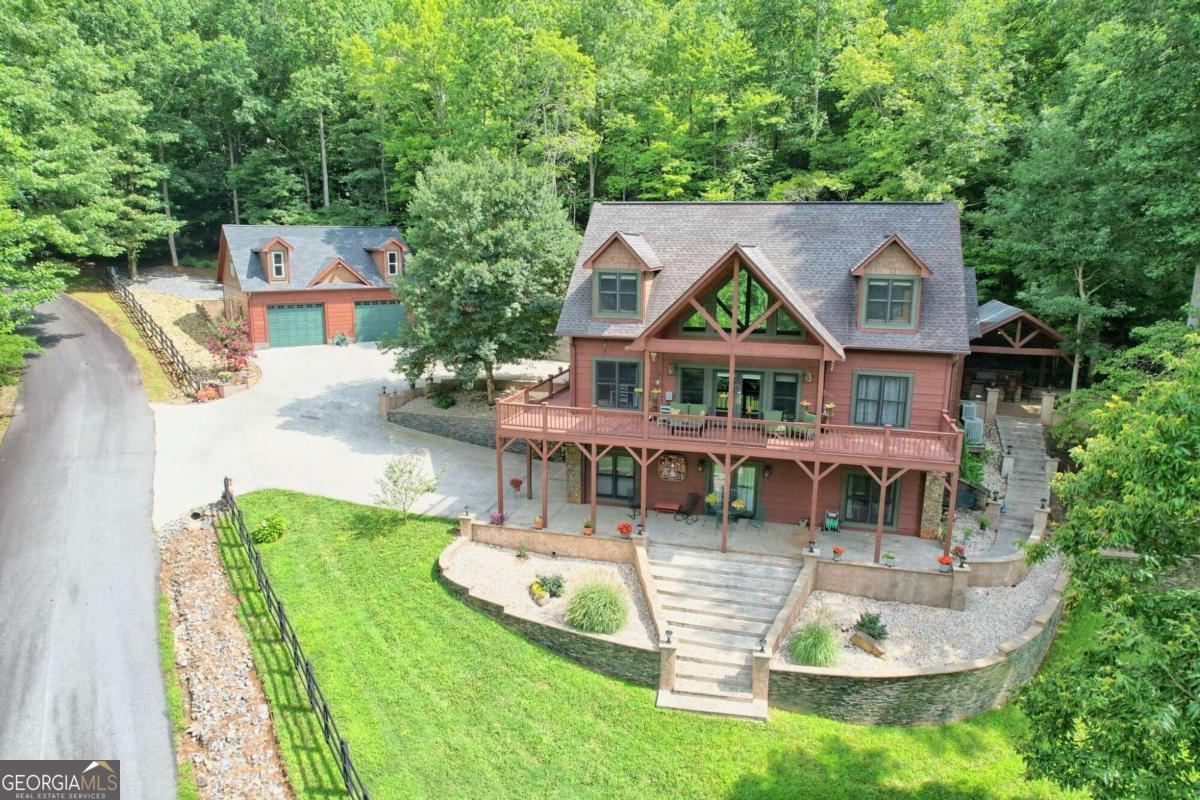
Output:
left=206, top=319, right=257, bottom=372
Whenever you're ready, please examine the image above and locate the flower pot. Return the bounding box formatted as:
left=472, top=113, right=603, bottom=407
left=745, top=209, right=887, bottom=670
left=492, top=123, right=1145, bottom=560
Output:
left=533, top=521, right=544, bottom=530
left=832, top=553, right=842, bottom=562
left=939, top=563, right=952, bottom=573
left=883, top=558, right=896, bottom=568
left=583, top=526, right=594, bottom=536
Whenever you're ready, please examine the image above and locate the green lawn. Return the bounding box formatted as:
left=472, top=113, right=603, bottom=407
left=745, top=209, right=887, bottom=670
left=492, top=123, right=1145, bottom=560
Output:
left=216, top=490, right=1093, bottom=800
left=157, top=595, right=199, bottom=800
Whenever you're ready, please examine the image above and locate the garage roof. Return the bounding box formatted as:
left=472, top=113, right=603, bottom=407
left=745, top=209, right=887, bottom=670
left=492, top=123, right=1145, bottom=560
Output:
left=219, top=225, right=406, bottom=292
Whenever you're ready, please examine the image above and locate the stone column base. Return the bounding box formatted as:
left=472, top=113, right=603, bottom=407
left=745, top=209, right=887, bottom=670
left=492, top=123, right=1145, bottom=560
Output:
left=919, top=471, right=945, bottom=539
left=564, top=444, right=583, bottom=504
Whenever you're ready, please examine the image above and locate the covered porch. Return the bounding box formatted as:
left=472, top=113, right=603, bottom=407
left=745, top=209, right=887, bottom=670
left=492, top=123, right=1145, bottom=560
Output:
left=493, top=491, right=948, bottom=570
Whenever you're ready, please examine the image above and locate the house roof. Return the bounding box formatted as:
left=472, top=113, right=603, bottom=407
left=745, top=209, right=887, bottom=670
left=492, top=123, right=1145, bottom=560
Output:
left=976, top=298, right=1064, bottom=342
left=220, top=224, right=406, bottom=292
left=557, top=202, right=975, bottom=354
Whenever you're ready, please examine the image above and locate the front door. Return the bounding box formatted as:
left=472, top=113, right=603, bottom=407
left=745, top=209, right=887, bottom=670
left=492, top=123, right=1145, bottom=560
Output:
left=715, top=371, right=764, bottom=418
left=709, top=460, right=760, bottom=516
left=596, top=452, right=636, bottom=501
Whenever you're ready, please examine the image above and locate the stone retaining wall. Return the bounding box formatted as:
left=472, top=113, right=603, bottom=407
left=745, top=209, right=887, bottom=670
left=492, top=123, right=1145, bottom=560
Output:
left=437, top=536, right=659, bottom=688
left=769, top=570, right=1068, bottom=725
left=387, top=408, right=511, bottom=452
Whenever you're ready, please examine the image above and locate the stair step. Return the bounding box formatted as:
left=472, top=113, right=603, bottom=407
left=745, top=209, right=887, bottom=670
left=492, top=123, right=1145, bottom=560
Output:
left=656, top=689, right=768, bottom=720
left=659, top=594, right=780, bottom=622
left=674, top=643, right=752, bottom=667
left=648, top=543, right=802, bottom=569
left=674, top=625, right=765, bottom=651
left=674, top=659, right=753, bottom=682
left=672, top=676, right=753, bottom=700
left=649, top=564, right=794, bottom=593
left=663, top=609, right=772, bottom=636
left=654, top=579, right=784, bottom=607
left=648, top=551, right=801, bottom=580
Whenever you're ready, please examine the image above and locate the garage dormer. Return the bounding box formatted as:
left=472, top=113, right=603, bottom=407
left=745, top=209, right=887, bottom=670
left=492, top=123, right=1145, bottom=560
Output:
left=850, top=234, right=933, bottom=331
left=582, top=231, right=662, bottom=321
left=369, top=237, right=409, bottom=281
left=259, top=237, right=294, bottom=284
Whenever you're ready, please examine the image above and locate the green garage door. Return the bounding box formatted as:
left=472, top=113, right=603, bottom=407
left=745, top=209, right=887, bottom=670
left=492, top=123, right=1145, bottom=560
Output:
left=354, top=300, right=406, bottom=342
left=267, top=303, right=325, bottom=347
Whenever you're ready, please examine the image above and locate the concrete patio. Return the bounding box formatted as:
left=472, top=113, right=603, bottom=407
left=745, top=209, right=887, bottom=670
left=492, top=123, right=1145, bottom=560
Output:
left=495, top=492, right=948, bottom=570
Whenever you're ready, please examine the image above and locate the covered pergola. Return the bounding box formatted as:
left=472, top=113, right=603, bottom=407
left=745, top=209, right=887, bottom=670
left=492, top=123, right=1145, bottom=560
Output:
left=964, top=300, right=1071, bottom=402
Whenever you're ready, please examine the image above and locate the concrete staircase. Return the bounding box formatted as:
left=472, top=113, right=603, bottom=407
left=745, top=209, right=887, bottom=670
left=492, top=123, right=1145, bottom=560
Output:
left=647, top=543, right=803, bottom=720
left=995, top=417, right=1049, bottom=554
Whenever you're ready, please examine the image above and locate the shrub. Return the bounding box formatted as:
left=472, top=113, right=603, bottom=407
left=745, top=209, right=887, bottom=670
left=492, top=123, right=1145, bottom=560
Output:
left=854, top=612, right=889, bottom=642
left=565, top=583, right=626, bottom=634
left=373, top=455, right=440, bottom=522
left=790, top=621, right=838, bottom=667
left=252, top=513, right=287, bottom=544
left=530, top=581, right=546, bottom=599
left=431, top=392, right=456, bottom=410
left=537, top=573, right=565, bottom=598
left=205, top=318, right=256, bottom=372
left=333, top=331, right=349, bottom=347
left=488, top=511, right=507, bottom=525
left=960, top=440, right=985, bottom=485
left=978, top=516, right=990, bottom=530
left=194, top=385, right=219, bottom=403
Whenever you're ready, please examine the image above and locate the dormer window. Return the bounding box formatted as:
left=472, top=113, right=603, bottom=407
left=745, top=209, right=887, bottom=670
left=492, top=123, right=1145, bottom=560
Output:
left=862, top=276, right=916, bottom=329
left=270, top=250, right=286, bottom=280
left=386, top=250, right=400, bottom=277
left=594, top=270, right=640, bottom=318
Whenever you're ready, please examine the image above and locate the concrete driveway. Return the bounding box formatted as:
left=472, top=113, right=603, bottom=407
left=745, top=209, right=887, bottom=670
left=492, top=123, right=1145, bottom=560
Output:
left=152, top=344, right=566, bottom=525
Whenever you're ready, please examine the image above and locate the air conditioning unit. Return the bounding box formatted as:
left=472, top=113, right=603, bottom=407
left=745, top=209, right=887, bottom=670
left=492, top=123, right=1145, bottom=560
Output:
left=959, top=400, right=979, bottom=421
left=963, top=416, right=985, bottom=446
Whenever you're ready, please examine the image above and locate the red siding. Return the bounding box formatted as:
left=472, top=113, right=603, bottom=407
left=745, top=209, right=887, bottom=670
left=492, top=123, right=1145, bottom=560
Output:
left=824, top=350, right=955, bottom=430
left=587, top=451, right=924, bottom=535
left=247, top=287, right=397, bottom=345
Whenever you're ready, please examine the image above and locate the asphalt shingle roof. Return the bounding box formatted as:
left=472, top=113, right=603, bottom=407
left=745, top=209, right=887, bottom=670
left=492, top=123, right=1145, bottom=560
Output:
left=221, top=224, right=405, bottom=292
left=557, top=202, right=975, bottom=355
left=963, top=268, right=981, bottom=338
left=977, top=298, right=1022, bottom=328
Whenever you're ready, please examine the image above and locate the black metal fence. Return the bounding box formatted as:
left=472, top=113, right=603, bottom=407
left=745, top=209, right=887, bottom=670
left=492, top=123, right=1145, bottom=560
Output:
left=219, top=480, right=371, bottom=800
left=103, top=267, right=203, bottom=394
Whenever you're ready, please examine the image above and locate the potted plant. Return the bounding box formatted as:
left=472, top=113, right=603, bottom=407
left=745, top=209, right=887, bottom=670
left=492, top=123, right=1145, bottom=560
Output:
left=823, top=401, right=837, bottom=421
left=832, top=546, right=845, bottom=562
left=529, top=581, right=549, bottom=607
left=937, top=554, right=954, bottom=573
left=509, top=477, right=523, bottom=496
left=704, top=492, right=719, bottom=509
left=617, top=521, right=633, bottom=538
left=881, top=550, right=897, bottom=567
left=953, top=544, right=967, bottom=567
left=582, top=518, right=595, bottom=535
left=533, top=515, right=545, bottom=530
left=731, top=498, right=746, bottom=514
left=978, top=516, right=990, bottom=531
left=488, top=511, right=507, bottom=525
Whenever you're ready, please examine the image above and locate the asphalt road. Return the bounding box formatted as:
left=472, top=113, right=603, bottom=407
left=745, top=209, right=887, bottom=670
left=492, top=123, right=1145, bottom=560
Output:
left=0, top=296, right=175, bottom=798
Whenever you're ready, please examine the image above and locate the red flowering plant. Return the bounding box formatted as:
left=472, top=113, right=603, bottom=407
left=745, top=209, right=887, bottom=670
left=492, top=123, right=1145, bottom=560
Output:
left=937, top=555, right=954, bottom=566
left=205, top=319, right=257, bottom=372
left=832, top=546, right=845, bottom=555
left=617, top=521, right=634, bottom=537
left=509, top=477, right=523, bottom=491
left=953, top=545, right=967, bottom=557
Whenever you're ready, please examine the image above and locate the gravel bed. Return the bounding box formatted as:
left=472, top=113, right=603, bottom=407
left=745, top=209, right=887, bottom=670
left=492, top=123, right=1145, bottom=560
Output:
left=133, top=267, right=224, bottom=301
left=128, top=286, right=220, bottom=372
left=400, top=390, right=495, bottom=419
left=445, top=541, right=657, bottom=650
left=777, top=556, right=1062, bottom=673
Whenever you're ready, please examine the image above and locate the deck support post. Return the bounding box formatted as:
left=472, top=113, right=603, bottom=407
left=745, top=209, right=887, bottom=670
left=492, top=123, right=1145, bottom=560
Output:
left=808, top=460, right=821, bottom=538
left=525, top=446, right=532, bottom=499
left=639, top=448, right=649, bottom=531
left=720, top=453, right=732, bottom=553
left=495, top=435, right=505, bottom=517
left=944, top=470, right=959, bottom=557
left=540, top=441, right=550, bottom=526
left=873, top=466, right=889, bottom=563
left=589, top=444, right=599, bottom=527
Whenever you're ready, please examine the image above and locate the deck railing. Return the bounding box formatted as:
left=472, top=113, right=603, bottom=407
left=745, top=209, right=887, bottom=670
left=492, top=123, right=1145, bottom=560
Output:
left=498, top=367, right=961, bottom=466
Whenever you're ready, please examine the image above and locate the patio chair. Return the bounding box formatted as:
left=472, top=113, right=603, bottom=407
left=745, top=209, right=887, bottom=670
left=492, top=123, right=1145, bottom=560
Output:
left=762, top=410, right=787, bottom=438
left=674, top=492, right=701, bottom=524
left=823, top=510, right=840, bottom=533
left=745, top=502, right=767, bottom=528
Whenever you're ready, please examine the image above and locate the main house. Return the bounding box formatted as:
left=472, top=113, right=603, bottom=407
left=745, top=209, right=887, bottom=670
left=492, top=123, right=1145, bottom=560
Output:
left=494, top=202, right=979, bottom=561
left=216, top=224, right=409, bottom=347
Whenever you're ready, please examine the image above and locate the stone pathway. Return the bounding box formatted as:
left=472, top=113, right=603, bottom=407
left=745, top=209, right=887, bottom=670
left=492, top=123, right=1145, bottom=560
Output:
left=992, top=416, right=1050, bottom=556
left=649, top=543, right=802, bottom=720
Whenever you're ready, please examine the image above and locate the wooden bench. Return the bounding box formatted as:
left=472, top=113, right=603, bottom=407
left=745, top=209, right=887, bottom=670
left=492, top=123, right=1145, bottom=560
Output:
left=652, top=502, right=681, bottom=515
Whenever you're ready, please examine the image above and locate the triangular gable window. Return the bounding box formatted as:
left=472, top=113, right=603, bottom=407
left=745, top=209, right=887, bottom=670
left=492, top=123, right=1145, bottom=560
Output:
left=680, top=271, right=805, bottom=339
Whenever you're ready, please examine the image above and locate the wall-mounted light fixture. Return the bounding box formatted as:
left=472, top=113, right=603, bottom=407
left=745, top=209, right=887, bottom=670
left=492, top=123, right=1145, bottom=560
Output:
left=667, top=362, right=675, bottom=375
left=697, top=459, right=706, bottom=473
left=803, top=370, right=813, bottom=383
left=1041, top=498, right=1048, bottom=509
left=763, top=465, right=772, bottom=478
left=650, top=351, right=657, bottom=363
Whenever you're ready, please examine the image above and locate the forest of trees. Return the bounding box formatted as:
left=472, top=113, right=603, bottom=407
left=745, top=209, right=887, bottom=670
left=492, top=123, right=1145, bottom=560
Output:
left=2, top=0, right=1197, bottom=374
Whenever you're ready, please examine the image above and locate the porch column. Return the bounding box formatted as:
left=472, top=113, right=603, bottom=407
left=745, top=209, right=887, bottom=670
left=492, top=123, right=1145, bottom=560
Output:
left=525, top=446, right=533, bottom=499
left=944, top=470, right=959, bottom=557
left=808, top=460, right=821, bottom=537
left=639, top=448, right=649, bottom=530
left=643, top=349, right=653, bottom=439
left=725, top=354, right=736, bottom=444
left=495, top=435, right=505, bottom=516
left=814, top=355, right=826, bottom=448
left=541, top=441, right=550, bottom=526
left=873, top=466, right=889, bottom=563
left=589, top=444, right=599, bottom=526
left=720, top=453, right=732, bottom=553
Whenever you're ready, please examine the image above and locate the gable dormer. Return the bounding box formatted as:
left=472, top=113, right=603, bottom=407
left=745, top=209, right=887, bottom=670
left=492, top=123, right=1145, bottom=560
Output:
left=309, top=257, right=371, bottom=286
left=259, top=236, right=294, bottom=284
left=369, top=237, right=408, bottom=281
left=583, top=232, right=662, bottom=321
left=850, top=235, right=932, bottom=331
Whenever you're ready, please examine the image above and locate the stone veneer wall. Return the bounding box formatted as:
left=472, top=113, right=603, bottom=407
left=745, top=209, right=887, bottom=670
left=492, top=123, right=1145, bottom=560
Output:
left=438, top=536, right=660, bottom=687
left=769, top=570, right=1068, bottom=725
left=387, top=408, right=526, bottom=453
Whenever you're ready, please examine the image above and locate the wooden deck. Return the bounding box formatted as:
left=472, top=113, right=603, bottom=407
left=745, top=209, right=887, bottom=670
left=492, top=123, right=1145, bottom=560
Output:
left=498, top=378, right=959, bottom=468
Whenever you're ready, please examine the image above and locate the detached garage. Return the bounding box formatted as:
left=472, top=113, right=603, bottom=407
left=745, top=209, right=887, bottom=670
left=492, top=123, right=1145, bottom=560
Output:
left=216, top=224, right=409, bottom=347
